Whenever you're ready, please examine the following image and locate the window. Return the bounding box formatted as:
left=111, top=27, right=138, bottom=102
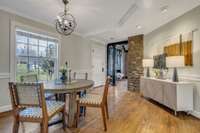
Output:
left=15, top=28, right=59, bottom=81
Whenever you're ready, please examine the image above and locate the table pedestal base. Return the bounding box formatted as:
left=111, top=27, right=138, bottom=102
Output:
left=67, top=92, right=77, bottom=128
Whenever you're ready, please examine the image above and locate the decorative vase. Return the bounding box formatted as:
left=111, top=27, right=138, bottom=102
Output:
left=60, top=72, right=67, bottom=83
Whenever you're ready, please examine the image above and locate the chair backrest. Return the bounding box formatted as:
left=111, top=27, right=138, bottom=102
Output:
left=73, top=72, right=88, bottom=80
left=8, top=82, right=46, bottom=109
left=102, top=77, right=110, bottom=103
left=20, top=74, right=38, bottom=82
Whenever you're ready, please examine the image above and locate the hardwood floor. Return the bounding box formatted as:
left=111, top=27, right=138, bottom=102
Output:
left=1, top=80, right=200, bottom=133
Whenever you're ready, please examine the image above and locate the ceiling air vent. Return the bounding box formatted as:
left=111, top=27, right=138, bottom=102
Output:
left=118, top=3, right=138, bottom=27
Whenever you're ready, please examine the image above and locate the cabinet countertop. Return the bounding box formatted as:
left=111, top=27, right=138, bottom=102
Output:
left=141, top=76, right=194, bottom=85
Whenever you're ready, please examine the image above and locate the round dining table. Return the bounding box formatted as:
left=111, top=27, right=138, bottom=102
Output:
left=44, top=79, right=94, bottom=128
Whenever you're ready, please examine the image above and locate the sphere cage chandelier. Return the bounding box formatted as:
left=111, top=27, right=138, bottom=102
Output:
left=55, top=0, right=76, bottom=36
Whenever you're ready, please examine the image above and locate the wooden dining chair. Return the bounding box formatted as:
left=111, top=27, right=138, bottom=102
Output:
left=20, top=74, right=55, bottom=100
left=73, top=72, right=88, bottom=81
left=74, top=72, right=88, bottom=115
left=8, top=82, right=66, bottom=133
left=76, top=77, right=110, bottom=131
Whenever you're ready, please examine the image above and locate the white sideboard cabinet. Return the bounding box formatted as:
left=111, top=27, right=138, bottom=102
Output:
left=140, top=77, right=194, bottom=115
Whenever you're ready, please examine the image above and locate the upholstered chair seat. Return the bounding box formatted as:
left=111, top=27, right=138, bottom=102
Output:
left=79, top=94, right=103, bottom=106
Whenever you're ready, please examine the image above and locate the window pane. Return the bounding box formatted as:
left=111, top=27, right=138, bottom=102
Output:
left=16, top=43, right=27, bottom=56
left=38, top=69, right=48, bottom=81
left=48, top=42, right=57, bottom=58
left=16, top=57, right=28, bottom=81
left=39, top=58, right=55, bottom=81
left=47, top=48, right=57, bottom=58
left=16, top=35, right=27, bottom=43
left=39, top=40, right=47, bottom=47
left=29, top=38, right=38, bottom=45
left=28, top=57, right=38, bottom=73
left=39, top=46, right=47, bottom=57
left=48, top=42, right=56, bottom=49
left=29, top=45, right=38, bottom=57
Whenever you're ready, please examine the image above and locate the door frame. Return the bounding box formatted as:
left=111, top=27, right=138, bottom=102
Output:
left=107, top=40, right=128, bottom=86
left=91, top=44, right=106, bottom=87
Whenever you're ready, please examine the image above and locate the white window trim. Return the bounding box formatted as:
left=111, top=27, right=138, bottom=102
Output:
left=10, top=21, right=61, bottom=81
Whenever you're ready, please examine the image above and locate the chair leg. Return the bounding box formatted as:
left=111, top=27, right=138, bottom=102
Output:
left=13, top=118, right=19, bottom=133
left=83, top=106, right=86, bottom=116
left=101, top=106, right=107, bottom=131
left=76, top=103, right=80, bottom=128
left=105, top=101, right=109, bottom=119
left=83, top=90, right=87, bottom=116
left=40, top=123, right=43, bottom=133
left=55, top=94, right=59, bottom=101
left=41, top=121, right=48, bottom=133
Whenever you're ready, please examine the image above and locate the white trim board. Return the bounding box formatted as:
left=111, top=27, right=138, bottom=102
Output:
left=0, top=105, right=12, bottom=113
left=190, top=111, right=200, bottom=119
left=180, top=75, right=200, bottom=82
left=10, top=21, right=62, bottom=81
left=94, top=81, right=105, bottom=87
left=0, top=73, right=10, bottom=79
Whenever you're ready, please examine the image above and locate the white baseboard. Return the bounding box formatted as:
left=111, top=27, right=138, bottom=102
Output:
left=94, top=81, right=105, bottom=87
left=190, top=110, right=200, bottom=119
left=0, top=105, right=12, bottom=113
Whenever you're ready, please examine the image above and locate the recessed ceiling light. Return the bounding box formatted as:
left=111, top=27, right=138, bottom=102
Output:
left=118, top=3, right=138, bottom=27
left=136, top=25, right=142, bottom=29
left=160, top=6, right=168, bottom=13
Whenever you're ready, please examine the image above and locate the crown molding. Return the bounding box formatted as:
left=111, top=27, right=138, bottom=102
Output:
left=0, top=6, right=54, bottom=27
left=0, top=6, right=84, bottom=37
left=0, top=5, right=106, bottom=45
left=91, top=38, right=106, bottom=45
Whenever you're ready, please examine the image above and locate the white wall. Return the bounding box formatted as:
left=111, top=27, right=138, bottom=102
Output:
left=61, top=35, right=106, bottom=80
left=144, top=6, right=200, bottom=118
left=91, top=43, right=107, bottom=86
left=0, top=9, right=105, bottom=112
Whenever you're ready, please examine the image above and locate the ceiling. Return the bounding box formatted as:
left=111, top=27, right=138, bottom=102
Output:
left=0, top=0, right=200, bottom=44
